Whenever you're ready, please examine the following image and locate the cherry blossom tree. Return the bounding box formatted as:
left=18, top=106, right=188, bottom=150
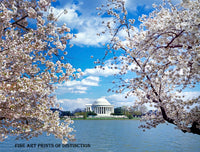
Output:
left=0, top=0, right=79, bottom=143
left=98, top=0, right=200, bottom=135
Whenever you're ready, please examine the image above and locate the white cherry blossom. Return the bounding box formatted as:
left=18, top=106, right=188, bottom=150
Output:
left=0, top=0, right=79, bottom=143
left=99, top=0, right=200, bottom=135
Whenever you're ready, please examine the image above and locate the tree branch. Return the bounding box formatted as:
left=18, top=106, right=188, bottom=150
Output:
left=159, top=106, right=200, bottom=135
left=15, top=22, right=30, bottom=31
left=3, top=15, right=28, bottom=31
left=190, top=121, right=200, bottom=135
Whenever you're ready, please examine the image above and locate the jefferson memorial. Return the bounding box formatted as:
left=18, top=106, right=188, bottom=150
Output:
left=85, top=98, right=114, bottom=116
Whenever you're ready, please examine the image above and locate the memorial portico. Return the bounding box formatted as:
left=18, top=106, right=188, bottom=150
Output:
left=86, top=98, right=114, bottom=116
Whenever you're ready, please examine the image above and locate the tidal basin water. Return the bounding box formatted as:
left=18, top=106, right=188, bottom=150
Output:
left=0, top=120, right=200, bottom=152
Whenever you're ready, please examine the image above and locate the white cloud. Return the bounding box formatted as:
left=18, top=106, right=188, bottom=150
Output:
left=106, top=92, right=137, bottom=107
left=70, top=17, right=113, bottom=46
left=51, top=3, right=112, bottom=47
left=83, top=55, right=139, bottom=78
left=71, top=28, right=110, bottom=47
left=50, top=5, right=80, bottom=28
left=62, top=76, right=100, bottom=87
left=56, top=76, right=100, bottom=94
left=81, top=76, right=100, bottom=86
left=83, top=56, right=129, bottom=77
left=55, top=57, right=124, bottom=95
left=83, top=66, right=120, bottom=77
left=178, top=91, right=200, bottom=101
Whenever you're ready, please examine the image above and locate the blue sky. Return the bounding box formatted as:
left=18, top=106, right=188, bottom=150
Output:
left=52, top=0, right=200, bottom=111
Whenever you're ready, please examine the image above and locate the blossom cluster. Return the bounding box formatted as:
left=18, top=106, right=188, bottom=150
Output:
left=98, top=0, right=200, bottom=134
left=0, top=0, right=79, bottom=143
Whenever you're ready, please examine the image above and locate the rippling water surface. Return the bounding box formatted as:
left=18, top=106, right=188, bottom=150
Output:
left=0, top=120, right=200, bottom=152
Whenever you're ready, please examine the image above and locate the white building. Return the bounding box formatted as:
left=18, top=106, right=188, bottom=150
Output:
left=85, top=98, right=114, bottom=116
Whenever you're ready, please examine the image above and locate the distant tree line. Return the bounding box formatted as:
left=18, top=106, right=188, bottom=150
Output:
left=50, top=108, right=97, bottom=119
left=112, top=105, right=148, bottom=119
left=51, top=105, right=148, bottom=119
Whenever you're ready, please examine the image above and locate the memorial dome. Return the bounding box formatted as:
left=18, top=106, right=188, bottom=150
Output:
left=92, top=98, right=111, bottom=106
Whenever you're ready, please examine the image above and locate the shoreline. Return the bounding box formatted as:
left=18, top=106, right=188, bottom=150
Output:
left=62, top=117, right=141, bottom=120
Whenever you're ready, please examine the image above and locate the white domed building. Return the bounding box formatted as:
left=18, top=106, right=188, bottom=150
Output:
left=85, top=98, right=114, bottom=116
